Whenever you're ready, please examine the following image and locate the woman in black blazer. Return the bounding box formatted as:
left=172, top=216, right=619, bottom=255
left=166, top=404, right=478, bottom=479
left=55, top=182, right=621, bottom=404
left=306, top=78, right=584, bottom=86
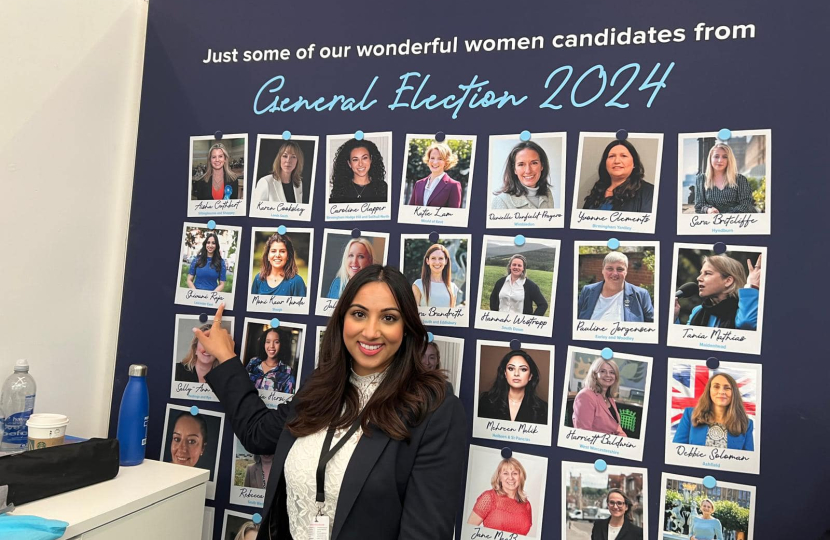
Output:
left=196, top=265, right=466, bottom=540
left=582, top=139, right=653, bottom=213
left=591, top=489, right=643, bottom=540
left=478, top=349, right=548, bottom=425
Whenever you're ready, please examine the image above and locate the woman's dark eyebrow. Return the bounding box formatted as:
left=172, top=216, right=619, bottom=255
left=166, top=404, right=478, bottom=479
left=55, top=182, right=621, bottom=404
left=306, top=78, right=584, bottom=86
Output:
left=348, top=303, right=401, bottom=314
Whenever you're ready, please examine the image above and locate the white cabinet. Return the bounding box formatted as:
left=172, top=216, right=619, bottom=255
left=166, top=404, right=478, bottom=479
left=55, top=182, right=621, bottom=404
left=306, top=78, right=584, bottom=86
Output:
left=15, top=460, right=209, bottom=540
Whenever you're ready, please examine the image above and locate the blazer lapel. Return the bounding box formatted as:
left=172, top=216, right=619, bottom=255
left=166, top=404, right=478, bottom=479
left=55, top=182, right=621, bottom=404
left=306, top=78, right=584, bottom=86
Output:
left=331, top=428, right=391, bottom=540
left=262, top=411, right=298, bottom=516
left=429, top=176, right=449, bottom=205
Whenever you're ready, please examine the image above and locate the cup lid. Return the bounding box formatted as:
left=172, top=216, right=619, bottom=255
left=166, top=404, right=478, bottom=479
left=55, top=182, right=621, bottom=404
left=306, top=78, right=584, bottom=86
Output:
left=27, top=413, right=70, bottom=427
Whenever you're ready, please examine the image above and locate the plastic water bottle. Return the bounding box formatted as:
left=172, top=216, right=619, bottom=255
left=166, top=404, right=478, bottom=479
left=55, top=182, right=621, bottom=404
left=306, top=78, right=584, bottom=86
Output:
left=116, top=364, right=150, bottom=466
left=0, top=359, right=37, bottom=452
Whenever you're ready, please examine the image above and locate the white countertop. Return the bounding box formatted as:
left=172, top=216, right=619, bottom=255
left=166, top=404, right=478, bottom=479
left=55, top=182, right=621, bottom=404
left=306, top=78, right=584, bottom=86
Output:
left=14, top=459, right=209, bottom=538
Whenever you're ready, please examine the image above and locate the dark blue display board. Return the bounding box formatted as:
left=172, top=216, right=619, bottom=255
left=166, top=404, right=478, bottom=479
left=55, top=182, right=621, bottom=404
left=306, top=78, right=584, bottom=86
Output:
left=110, top=0, right=829, bottom=538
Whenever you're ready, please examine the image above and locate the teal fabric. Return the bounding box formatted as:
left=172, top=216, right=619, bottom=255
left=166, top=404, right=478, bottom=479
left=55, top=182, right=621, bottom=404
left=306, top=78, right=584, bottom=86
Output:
left=0, top=514, right=68, bottom=540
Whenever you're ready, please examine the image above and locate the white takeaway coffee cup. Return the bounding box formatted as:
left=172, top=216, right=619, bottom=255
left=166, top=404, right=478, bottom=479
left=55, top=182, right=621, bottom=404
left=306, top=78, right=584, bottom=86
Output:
left=27, top=414, right=70, bottom=450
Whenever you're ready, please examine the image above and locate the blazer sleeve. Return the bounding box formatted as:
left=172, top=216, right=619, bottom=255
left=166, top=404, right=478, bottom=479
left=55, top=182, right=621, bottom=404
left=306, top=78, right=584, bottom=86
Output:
left=735, top=287, right=758, bottom=330
left=742, top=419, right=755, bottom=451
left=399, top=394, right=467, bottom=539
left=448, top=178, right=462, bottom=208
left=408, top=179, right=423, bottom=205
left=577, top=285, right=591, bottom=320
left=205, top=357, right=290, bottom=455
left=572, top=390, right=596, bottom=431
left=490, top=276, right=504, bottom=311
left=638, top=287, right=654, bottom=323
left=527, top=279, right=548, bottom=316
left=638, top=181, right=654, bottom=213
left=673, top=408, right=693, bottom=444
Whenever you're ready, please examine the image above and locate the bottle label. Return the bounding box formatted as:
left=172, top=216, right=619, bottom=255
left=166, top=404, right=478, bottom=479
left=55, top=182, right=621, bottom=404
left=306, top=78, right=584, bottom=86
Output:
left=142, top=416, right=149, bottom=446
left=2, top=409, right=33, bottom=447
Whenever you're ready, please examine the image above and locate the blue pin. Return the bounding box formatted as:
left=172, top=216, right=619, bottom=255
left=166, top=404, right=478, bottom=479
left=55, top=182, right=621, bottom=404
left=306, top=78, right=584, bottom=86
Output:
left=717, top=129, right=732, bottom=141
left=190, top=406, right=200, bottom=416
left=223, top=185, right=232, bottom=200
left=427, top=332, right=434, bottom=343
left=615, top=129, right=628, bottom=141
left=519, top=130, right=531, bottom=142
left=252, top=513, right=262, bottom=525
left=510, top=339, right=522, bottom=351
left=270, top=318, right=280, bottom=328
left=354, top=130, right=364, bottom=141
left=435, top=131, right=446, bottom=142
left=351, top=228, right=362, bottom=238
left=214, top=131, right=223, bottom=140
left=703, top=475, right=717, bottom=489
left=713, top=242, right=727, bottom=255
left=607, top=238, right=620, bottom=250
left=601, top=348, right=614, bottom=360
left=206, top=220, right=216, bottom=230
left=500, top=447, right=513, bottom=459
left=429, top=231, right=440, bottom=243
left=706, top=357, right=720, bottom=370
left=277, top=225, right=287, bottom=235
left=514, top=235, right=526, bottom=246
left=199, top=313, right=208, bottom=323
left=282, top=130, right=292, bottom=140
left=594, top=459, right=607, bottom=472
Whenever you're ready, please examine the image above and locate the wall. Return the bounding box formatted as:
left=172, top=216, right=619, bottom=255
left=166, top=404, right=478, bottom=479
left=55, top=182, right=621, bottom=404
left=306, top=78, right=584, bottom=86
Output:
left=0, top=0, right=147, bottom=437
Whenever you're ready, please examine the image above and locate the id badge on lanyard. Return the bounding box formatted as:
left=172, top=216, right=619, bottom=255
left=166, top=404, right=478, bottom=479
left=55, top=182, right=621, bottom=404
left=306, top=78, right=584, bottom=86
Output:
left=311, top=419, right=361, bottom=540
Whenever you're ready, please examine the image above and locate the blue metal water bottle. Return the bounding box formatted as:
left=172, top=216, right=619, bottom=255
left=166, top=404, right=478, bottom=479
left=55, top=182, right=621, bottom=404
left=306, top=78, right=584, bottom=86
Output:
left=116, top=364, right=149, bottom=466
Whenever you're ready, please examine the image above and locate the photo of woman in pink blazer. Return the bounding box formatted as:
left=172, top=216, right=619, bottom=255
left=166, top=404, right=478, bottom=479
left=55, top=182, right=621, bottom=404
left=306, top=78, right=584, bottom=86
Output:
left=408, top=142, right=462, bottom=208
left=572, top=358, right=627, bottom=437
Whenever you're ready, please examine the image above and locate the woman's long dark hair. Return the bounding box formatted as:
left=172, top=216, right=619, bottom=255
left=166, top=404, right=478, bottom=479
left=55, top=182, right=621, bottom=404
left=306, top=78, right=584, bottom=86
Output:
left=194, top=232, right=223, bottom=272
left=255, top=327, right=290, bottom=367
left=258, top=233, right=299, bottom=282
left=497, top=141, right=551, bottom=198
left=330, top=139, right=387, bottom=189
left=287, top=265, right=447, bottom=440
left=480, top=350, right=545, bottom=419
left=583, top=140, right=646, bottom=209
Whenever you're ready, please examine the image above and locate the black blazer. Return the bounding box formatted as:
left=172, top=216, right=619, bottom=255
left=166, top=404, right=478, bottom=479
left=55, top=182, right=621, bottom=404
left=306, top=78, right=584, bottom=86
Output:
left=489, top=276, right=548, bottom=316
left=590, top=518, right=643, bottom=540
left=193, top=174, right=239, bottom=200
left=206, top=358, right=466, bottom=540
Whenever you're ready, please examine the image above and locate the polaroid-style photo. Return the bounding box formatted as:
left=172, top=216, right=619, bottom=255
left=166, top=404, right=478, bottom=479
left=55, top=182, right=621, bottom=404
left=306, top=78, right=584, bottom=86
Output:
left=486, top=133, right=567, bottom=229
left=246, top=227, right=313, bottom=315
left=423, top=335, right=464, bottom=398
left=397, top=134, right=477, bottom=228
left=557, top=346, right=653, bottom=461
left=561, top=461, right=648, bottom=540
left=474, top=235, right=560, bottom=337
left=667, top=243, right=767, bottom=355
left=677, top=130, right=771, bottom=235
left=160, top=404, right=225, bottom=500
left=658, top=472, right=756, bottom=539
left=220, top=510, right=259, bottom=540
left=573, top=241, right=659, bottom=344
left=170, top=314, right=235, bottom=402
left=174, top=222, right=242, bottom=310
left=314, top=325, right=326, bottom=369
left=461, top=445, right=548, bottom=539
left=187, top=134, right=248, bottom=218
left=400, top=234, right=472, bottom=328
left=473, top=340, right=554, bottom=447
left=229, top=436, right=271, bottom=508
left=664, top=357, right=762, bottom=474
left=314, top=229, right=390, bottom=317
left=240, top=318, right=306, bottom=408
left=570, top=132, right=663, bottom=234
left=250, top=134, right=319, bottom=221
left=325, top=132, right=393, bottom=221
left=202, top=506, right=215, bottom=540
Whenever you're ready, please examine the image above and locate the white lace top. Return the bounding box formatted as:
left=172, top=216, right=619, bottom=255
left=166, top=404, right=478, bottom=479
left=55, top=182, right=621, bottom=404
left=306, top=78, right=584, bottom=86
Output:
left=283, top=369, right=387, bottom=539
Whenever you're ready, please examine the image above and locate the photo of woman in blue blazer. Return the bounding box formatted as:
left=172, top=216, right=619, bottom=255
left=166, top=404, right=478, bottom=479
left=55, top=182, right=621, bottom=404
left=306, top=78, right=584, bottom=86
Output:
left=673, top=372, right=754, bottom=450
left=577, top=252, right=654, bottom=322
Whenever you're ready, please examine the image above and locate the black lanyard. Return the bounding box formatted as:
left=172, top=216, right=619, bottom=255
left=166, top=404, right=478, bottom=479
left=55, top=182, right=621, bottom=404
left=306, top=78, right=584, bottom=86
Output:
left=316, top=419, right=362, bottom=504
